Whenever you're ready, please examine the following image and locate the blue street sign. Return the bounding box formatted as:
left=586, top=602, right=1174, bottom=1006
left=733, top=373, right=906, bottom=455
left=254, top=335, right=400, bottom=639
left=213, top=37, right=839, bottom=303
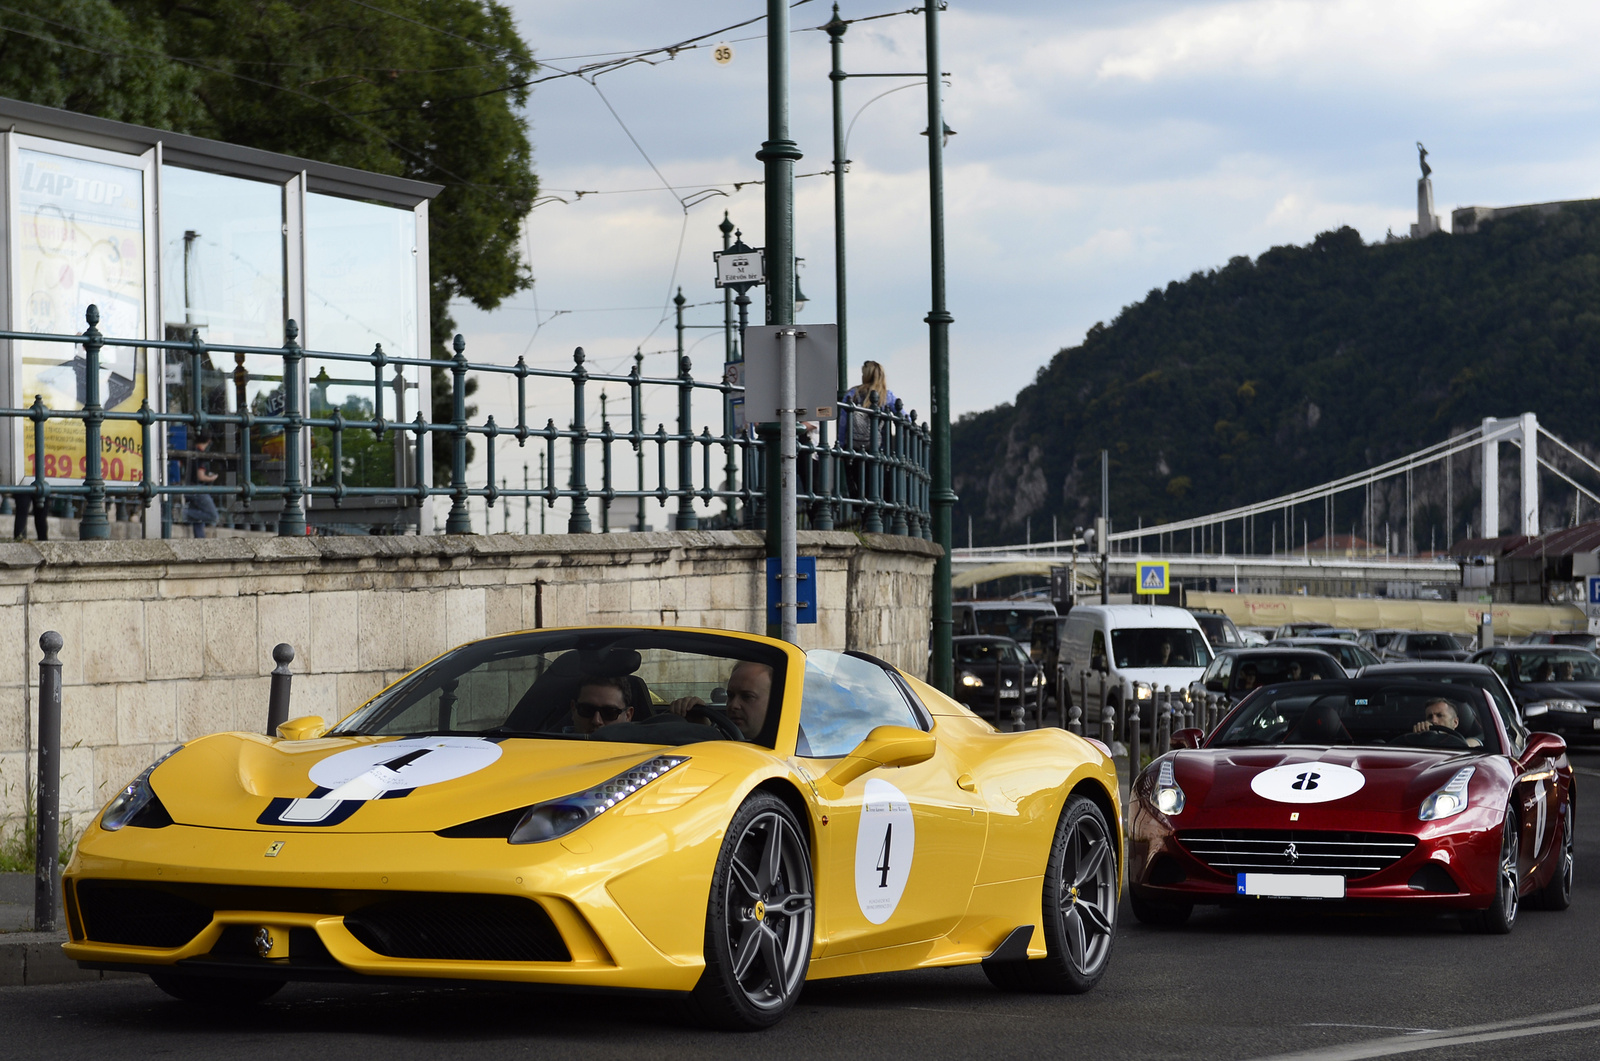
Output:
left=1136, top=560, right=1170, bottom=595
left=767, top=556, right=818, bottom=625
left=1588, top=575, right=1600, bottom=606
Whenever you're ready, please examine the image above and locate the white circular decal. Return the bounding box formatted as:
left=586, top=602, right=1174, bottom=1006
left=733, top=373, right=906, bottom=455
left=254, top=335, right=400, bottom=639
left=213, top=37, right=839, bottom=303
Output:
left=1250, top=762, right=1365, bottom=804
left=307, top=736, right=502, bottom=798
left=855, top=779, right=915, bottom=925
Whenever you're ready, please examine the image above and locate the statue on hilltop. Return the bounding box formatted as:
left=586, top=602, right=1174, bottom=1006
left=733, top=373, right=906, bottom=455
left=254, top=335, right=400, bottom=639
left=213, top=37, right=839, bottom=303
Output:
left=1417, top=142, right=1431, bottom=180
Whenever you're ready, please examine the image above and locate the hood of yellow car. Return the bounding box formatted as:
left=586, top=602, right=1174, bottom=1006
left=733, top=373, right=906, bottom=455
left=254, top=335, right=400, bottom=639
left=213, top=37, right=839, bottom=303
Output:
left=151, top=731, right=709, bottom=833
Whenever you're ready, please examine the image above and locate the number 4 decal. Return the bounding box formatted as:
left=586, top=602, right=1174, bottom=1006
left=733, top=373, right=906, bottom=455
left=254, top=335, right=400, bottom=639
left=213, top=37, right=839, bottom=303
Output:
left=876, top=824, right=893, bottom=887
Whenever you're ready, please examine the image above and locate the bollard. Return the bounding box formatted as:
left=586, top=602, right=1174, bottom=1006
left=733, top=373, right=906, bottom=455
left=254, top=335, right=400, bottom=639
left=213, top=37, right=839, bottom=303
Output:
left=1097, top=671, right=1107, bottom=729
left=267, top=643, right=295, bottom=736
left=1158, top=690, right=1173, bottom=755
left=35, top=631, right=63, bottom=932
left=1100, top=693, right=1116, bottom=752
left=1079, top=670, right=1090, bottom=728
left=1124, top=695, right=1140, bottom=776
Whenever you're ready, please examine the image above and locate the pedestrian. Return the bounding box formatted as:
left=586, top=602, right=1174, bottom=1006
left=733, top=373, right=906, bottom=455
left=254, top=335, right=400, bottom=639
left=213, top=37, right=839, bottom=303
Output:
left=185, top=433, right=219, bottom=538
left=839, top=360, right=899, bottom=450
left=11, top=472, right=47, bottom=541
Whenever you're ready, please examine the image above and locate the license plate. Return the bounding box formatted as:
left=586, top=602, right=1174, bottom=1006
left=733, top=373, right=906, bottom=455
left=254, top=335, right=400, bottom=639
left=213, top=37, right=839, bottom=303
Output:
left=999, top=689, right=1020, bottom=699
left=1236, top=873, right=1345, bottom=899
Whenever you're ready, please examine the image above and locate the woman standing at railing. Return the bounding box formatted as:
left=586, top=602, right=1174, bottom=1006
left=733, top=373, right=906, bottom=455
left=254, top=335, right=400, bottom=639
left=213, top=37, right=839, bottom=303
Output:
left=839, top=360, right=898, bottom=450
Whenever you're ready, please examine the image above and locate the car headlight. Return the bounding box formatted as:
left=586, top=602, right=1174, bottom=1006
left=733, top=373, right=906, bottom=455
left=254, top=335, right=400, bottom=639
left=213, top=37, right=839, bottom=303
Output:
left=510, top=755, right=688, bottom=843
left=1153, top=759, right=1186, bottom=816
left=1031, top=670, right=1045, bottom=686
left=100, top=746, right=183, bottom=831
left=1134, top=681, right=1154, bottom=700
left=1418, top=766, right=1475, bottom=822
left=1524, top=699, right=1585, bottom=716
left=960, top=670, right=983, bottom=688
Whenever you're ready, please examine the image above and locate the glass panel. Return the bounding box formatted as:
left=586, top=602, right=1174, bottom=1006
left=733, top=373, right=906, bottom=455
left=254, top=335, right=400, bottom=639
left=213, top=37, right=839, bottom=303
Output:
left=798, top=650, right=920, bottom=758
left=305, top=193, right=419, bottom=491
left=158, top=165, right=287, bottom=513
left=15, top=147, right=148, bottom=483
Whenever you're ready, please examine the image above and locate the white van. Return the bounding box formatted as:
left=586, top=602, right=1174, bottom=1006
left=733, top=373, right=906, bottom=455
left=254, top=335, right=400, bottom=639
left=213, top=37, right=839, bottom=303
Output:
left=1057, top=604, right=1213, bottom=729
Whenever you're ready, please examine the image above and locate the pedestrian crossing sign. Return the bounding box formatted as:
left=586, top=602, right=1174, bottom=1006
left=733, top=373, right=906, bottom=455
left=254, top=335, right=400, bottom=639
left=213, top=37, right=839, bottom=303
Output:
left=1137, top=561, right=1170, bottom=595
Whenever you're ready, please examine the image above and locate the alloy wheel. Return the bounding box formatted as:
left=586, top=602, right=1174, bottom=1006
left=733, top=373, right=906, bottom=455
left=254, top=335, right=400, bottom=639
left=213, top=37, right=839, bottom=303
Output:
left=1058, top=808, right=1116, bottom=975
left=718, top=808, right=814, bottom=1011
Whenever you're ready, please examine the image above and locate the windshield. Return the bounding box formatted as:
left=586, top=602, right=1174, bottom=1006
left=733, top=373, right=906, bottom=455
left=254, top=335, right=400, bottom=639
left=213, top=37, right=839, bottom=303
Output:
left=1513, top=650, right=1600, bottom=682
left=1210, top=681, right=1502, bottom=754
left=973, top=608, right=1053, bottom=642
left=1408, top=633, right=1462, bottom=652
left=1111, top=628, right=1211, bottom=669
left=1195, top=614, right=1242, bottom=647
left=330, top=630, right=788, bottom=747
left=956, top=640, right=1029, bottom=665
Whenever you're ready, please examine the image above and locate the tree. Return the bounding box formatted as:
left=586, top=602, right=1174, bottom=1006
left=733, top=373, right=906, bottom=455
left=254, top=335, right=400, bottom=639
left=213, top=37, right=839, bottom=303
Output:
left=0, top=0, right=539, bottom=481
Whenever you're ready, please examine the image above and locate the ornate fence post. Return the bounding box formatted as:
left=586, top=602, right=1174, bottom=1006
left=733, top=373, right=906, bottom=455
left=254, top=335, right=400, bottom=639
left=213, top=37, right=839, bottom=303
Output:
left=278, top=320, right=307, bottom=535
left=568, top=347, right=592, bottom=533
left=863, top=395, right=884, bottom=532
left=674, top=354, right=698, bottom=530
left=77, top=306, right=110, bottom=538
left=890, top=402, right=910, bottom=536
left=443, top=334, right=473, bottom=533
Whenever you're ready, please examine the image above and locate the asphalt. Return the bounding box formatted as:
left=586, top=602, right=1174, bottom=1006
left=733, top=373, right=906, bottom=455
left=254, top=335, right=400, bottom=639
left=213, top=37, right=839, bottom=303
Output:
left=3, top=757, right=1600, bottom=1060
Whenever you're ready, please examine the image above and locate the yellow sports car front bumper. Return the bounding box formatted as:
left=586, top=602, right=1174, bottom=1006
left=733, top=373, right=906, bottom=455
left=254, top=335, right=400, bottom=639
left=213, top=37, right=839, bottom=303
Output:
left=64, top=818, right=723, bottom=993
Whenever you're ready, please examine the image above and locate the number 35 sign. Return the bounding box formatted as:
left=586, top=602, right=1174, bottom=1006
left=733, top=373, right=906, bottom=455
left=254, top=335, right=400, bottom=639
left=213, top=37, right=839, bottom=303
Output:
left=713, top=42, right=733, bottom=65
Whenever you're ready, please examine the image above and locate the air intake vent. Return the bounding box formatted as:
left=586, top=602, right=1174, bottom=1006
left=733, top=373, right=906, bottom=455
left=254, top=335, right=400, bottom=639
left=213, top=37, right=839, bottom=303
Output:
left=1177, top=830, right=1418, bottom=880
left=344, top=894, right=570, bottom=962
left=75, top=881, right=213, bottom=948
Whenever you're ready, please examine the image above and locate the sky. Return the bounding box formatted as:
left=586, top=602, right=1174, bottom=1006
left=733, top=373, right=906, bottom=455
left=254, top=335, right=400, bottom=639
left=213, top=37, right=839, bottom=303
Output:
left=446, top=0, right=1600, bottom=530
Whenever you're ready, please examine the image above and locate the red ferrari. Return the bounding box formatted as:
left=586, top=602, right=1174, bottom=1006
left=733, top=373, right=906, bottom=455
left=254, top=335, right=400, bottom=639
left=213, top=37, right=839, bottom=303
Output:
left=1128, top=678, right=1573, bottom=933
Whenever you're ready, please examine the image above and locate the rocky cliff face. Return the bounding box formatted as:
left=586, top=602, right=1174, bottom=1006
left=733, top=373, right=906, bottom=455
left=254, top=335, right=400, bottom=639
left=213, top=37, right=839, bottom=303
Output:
left=953, top=212, right=1600, bottom=548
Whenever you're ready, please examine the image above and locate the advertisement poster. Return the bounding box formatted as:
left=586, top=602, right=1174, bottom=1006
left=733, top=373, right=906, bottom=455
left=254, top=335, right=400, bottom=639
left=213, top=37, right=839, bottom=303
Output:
left=15, top=147, right=147, bottom=483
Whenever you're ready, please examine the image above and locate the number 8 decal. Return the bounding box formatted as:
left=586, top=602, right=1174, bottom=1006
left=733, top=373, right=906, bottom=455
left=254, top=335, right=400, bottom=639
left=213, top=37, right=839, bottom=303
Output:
left=855, top=779, right=914, bottom=924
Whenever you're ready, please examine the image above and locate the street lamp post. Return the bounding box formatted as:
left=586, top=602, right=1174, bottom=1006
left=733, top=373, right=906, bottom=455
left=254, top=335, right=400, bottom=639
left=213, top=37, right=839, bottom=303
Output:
left=924, top=1, right=955, bottom=693
left=758, top=0, right=801, bottom=643
left=827, top=6, right=849, bottom=397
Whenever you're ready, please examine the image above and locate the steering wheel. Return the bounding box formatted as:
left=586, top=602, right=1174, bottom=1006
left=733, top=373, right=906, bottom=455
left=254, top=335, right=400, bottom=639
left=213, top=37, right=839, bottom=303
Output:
left=687, top=702, right=745, bottom=741
left=1392, top=725, right=1469, bottom=749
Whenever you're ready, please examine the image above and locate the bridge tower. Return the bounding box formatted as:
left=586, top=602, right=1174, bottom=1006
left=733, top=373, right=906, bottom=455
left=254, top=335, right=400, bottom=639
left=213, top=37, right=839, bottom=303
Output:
left=1480, top=413, right=1538, bottom=538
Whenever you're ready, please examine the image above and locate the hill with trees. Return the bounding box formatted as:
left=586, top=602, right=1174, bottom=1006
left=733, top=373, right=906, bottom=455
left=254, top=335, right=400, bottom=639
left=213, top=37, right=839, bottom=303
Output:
left=953, top=204, right=1600, bottom=549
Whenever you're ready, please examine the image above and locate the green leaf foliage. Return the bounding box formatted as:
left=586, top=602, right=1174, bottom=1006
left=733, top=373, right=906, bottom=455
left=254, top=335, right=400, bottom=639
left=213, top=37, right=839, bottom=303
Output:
left=953, top=208, right=1600, bottom=546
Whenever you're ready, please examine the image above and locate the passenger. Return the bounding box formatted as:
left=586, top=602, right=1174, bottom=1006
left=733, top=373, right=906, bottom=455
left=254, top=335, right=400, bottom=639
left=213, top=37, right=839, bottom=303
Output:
left=1536, top=661, right=1557, bottom=682
left=1558, top=660, right=1577, bottom=682
left=667, top=662, right=773, bottom=740
left=1236, top=663, right=1260, bottom=693
left=1412, top=698, right=1481, bottom=747
left=568, top=676, right=634, bottom=735
left=1286, top=661, right=1305, bottom=681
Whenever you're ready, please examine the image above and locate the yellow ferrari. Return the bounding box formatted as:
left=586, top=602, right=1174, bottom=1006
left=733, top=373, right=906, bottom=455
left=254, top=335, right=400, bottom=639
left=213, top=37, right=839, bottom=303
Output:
left=63, top=627, right=1122, bottom=1029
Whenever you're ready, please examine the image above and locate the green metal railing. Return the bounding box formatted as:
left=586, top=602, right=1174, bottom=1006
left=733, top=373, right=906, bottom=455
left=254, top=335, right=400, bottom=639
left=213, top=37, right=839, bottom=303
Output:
left=0, top=306, right=932, bottom=539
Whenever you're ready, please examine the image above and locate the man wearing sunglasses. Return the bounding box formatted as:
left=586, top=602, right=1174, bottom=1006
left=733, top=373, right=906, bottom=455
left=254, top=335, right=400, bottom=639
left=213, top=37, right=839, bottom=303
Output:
left=569, top=676, right=634, bottom=735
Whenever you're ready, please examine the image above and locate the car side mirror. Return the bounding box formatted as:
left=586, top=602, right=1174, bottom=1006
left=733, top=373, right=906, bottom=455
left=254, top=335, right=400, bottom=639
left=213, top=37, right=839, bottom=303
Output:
left=276, top=715, right=328, bottom=741
left=822, top=725, right=937, bottom=791
left=1171, top=728, right=1203, bottom=750
left=1520, top=730, right=1567, bottom=763
left=1204, top=678, right=1226, bottom=693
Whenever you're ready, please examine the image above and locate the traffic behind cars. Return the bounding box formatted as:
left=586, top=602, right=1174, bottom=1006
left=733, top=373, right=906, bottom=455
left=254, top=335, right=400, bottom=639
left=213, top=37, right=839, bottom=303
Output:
left=954, top=600, right=1056, bottom=653
left=1058, top=605, right=1212, bottom=732
left=1274, top=637, right=1380, bottom=676
left=1376, top=631, right=1470, bottom=662
left=1193, top=647, right=1346, bottom=708
left=1470, top=644, right=1600, bottom=743
left=953, top=635, right=1044, bottom=725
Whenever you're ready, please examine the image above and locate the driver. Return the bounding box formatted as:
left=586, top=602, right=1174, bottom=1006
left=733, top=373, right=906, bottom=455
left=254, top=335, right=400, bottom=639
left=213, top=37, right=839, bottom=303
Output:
left=667, top=661, right=773, bottom=740
left=1412, top=698, right=1481, bottom=747
left=1236, top=663, right=1260, bottom=693
left=569, top=676, right=634, bottom=735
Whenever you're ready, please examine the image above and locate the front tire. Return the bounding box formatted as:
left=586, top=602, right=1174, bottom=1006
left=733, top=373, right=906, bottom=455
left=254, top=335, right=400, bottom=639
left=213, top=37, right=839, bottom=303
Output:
left=984, top=793, right=1117, bottom=994
left=1462, top=806, right=1520, bottom=934
left=685, top=793, right=814, bottom=1030
left=150, top=972, right=284, bottom=1005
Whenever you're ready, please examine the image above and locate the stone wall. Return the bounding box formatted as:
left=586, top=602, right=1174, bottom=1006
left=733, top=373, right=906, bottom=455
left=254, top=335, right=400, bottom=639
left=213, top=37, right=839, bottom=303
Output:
left=0, top=531, right=938, bottom=831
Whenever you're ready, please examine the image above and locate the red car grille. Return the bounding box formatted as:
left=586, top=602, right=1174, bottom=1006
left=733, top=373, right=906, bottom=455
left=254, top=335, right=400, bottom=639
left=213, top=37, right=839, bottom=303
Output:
left=1176, top=830, right=1418, bottom=879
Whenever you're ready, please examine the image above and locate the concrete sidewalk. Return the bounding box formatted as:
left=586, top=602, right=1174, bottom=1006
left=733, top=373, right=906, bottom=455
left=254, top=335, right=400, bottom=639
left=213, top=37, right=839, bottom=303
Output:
left=0, top=872, right=124, bottom=986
